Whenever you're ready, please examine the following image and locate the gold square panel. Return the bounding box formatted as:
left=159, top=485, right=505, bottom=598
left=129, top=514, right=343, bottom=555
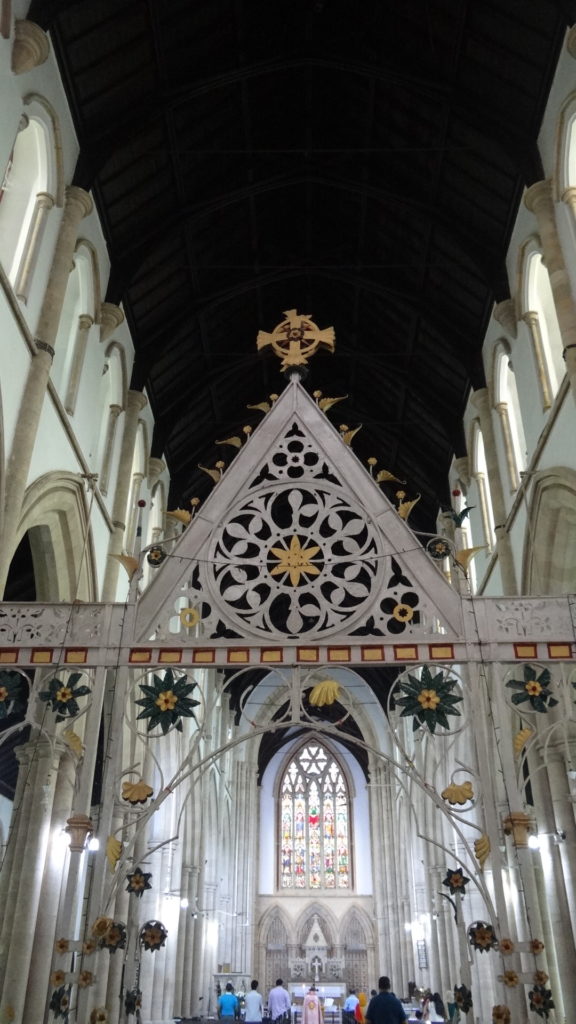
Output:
left=159, top=650, right=182, bottom=664
left=393, top=645, right=418, bottom=661
left=129, top=649, right=152, bottom=664
left=328, top=647, right=350, bottom=662
left=192, top=650, right=215, bottom=664
left=31, top=649, right=53, bottom=664
left=514, top=643, right=537, bottom=659
left=261, top=649, right=283, bottom=663
left=297, top=648, right=319, bottom=662
left=228, top=649, right=250, bottom=664
left=65, top=648, right=87, bottom=664
left=361, top=646, right=385, bottom=661
left=0, top=649, right=18, bottom=663
left=429, top=644, right=454, bottom=660
left=547, top=643, right=572, bottom=659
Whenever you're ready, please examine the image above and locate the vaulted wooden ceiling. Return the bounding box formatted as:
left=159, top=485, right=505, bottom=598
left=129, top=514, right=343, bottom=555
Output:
left=32, top=0, right=575, bottom=533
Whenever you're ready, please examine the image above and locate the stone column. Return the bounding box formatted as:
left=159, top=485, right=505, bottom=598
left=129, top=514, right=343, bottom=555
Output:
left=0, top=741, right=63, bottom=1022
left=521, top=312, right=553, bottom=411
left=23, top=747, right=77, bottom=1023
left=471, top=389, right=517, bottom=594
left=494, top=402, right=519, bottom=491
left=14, top=191, right=55, bottom=301
left=64, top=313, right=94, bottom=413
left=100, top=389, right=147, bottom=600
left=99, top=404, right=122, bottom=496
left=231, top=761, right=258, bottom=975
left=525, top=180, right=576, bottom=403
left=0, top=185, right=92, bottom=596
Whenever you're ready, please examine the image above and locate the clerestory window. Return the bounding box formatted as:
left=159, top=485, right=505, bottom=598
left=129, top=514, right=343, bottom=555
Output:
left=279, top=742, right=350, bottom=890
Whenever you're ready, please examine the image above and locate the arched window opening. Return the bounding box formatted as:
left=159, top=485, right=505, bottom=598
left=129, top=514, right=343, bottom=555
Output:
left=523, top=251, right=564, bottom=405
left=279, top=742, right=350, bottom=891
left=494, top=345, right=527, bottom=492
left=0, top=115, right=53, bottom=293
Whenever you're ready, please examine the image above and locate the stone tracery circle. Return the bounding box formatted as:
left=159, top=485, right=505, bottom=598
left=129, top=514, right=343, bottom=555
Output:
left=208, top=485, right=385, bottom=638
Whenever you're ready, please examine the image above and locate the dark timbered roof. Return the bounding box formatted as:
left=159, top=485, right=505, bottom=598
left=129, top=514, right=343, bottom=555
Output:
left=31, top=0, right=575, bottom=532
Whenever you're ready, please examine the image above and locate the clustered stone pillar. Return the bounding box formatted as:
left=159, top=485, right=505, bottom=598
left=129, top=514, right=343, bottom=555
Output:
left=0, top=740, right=69, bottom=1022
left=0, top=184, right=93, bottom=596
left=470, top=389, right=517, bottom=594
left=100, top=389, right=147, bottom=601
left=524, top=179, right=576, bottom=404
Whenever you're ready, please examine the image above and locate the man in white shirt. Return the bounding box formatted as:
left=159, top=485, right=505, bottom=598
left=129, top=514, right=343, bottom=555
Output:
left=268, top=979, right=291, bottom=1024
left=245, top=980, right=264, bottom=1024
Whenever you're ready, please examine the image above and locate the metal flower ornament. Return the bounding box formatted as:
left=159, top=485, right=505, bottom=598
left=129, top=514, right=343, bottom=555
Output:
left=39, top=673, right=91, bottom=721
left=395, top=665, right=462, bottom=733
left=100, top=920, right=127, bottom=952
left=529, top=985, right=555, bottom=1019
left=126, top=867, right=152, bottom=898
left=505, top=665, right=558, bottom=713
left=140, top=919, right=168, bottom=951
left=468, top=920, right=498, bottom=952
left=49, top=985, right=71, bottom=1021
left=442, top=867, right=470, bottom=895
left=0, top=670, right=27, bottom=719
left=453, top=985, right=472, bottom=1014
left=135, top=669, right=200, bottom=734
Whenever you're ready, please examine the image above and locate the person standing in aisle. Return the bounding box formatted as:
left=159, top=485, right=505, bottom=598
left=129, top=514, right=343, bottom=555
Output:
left=219, top=983, right=239, bottom=1020
left=268, top=979, right=292, bottom=1024
left=245, top=980, right=264, bottom=1024
left=365, top=977, right=407, bottom=1024
left=344, top=989, right=360, bottom=1024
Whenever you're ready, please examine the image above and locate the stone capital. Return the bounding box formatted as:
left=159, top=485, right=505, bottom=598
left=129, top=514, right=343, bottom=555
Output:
left=12, top=20, right=50, bottom=74
left=147, top=456, right=166, bottom=489
left=453, top=454, right=470, bottom=490
left=100, top=302, right=125, bottom=342
left=524, top=179, right=553, bottom=216
left=64, top=185, right=93, bottom=221
left=493, top=299, right=517, bottom=338
left=471, top=386, right=490, bottom=416
left=502, top=811, right=534, bottom=848
left=126, top=389, right=148, bottom=413
left=65, top=813, right=94, bottom=852
left=36, top=191, right=55, bottom=211
left=77, top=313, right=94, bottom=332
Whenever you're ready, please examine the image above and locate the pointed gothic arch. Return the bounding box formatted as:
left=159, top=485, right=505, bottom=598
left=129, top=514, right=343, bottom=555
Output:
left=521, top=467, right=576, bottom=593
left=14, top=471, right=96, bottom=600
left=276, top=736, right=353, bottom=892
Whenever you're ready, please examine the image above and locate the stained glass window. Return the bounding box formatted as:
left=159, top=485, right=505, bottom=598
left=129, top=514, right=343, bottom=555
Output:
left=280, top=743, right=350, bottom=889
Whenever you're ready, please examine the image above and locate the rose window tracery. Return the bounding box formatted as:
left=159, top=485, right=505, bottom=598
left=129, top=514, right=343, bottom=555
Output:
left=209, top=485, right=384, bottom=638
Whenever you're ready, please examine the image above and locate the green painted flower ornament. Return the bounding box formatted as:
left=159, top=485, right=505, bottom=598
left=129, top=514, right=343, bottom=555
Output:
left=395, top=665, right=462, bottom=733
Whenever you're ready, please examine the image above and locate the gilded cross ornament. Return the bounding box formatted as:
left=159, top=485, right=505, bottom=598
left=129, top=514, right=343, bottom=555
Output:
left=256, top=309, right=335, bottom=371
